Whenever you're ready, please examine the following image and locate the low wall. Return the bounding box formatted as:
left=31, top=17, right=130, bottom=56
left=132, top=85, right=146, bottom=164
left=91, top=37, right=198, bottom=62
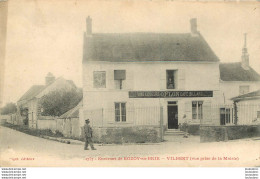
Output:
left=80, top=126, right=161, bottom=144
left=0, top=118, right=7, bottom=124
left=0, top=115, right=9, bottom=124
left=56, top=118, right=81, bottom=138
left=200, top=125, right=260, bottom=142
left=179, top=124, right=200, bottom=135
left=1, top=114, right=24, bottom=125
left=37, top=119, right=56, bottom=131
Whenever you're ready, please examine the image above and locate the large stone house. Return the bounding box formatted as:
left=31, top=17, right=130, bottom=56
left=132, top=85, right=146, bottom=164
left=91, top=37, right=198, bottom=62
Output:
left=82, top=17, right=222, bottom=134
left=17, top=73, right=77, bottom=128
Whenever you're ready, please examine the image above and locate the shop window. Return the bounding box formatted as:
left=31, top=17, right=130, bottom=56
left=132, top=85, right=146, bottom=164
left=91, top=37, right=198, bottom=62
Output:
left=166, top=70, right=177, bottom=89
left=115, top=103, right=126, bottom=122
left=239, top=85, right=249, bottom=95
left=93, top=71, right=106, bottom=88
left=114, top=70, right=126, bottom=89
left=192, top=101, right=203, bottom=120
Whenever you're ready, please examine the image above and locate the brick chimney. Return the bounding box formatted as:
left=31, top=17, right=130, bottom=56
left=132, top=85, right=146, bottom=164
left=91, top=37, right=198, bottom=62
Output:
left=190, top=18, right=198, bottom=35
left=45, top=72, right=55, bottom=86
left=86, top=16, right=92, bottom=35
left=241, top=33, right=249, bottom=70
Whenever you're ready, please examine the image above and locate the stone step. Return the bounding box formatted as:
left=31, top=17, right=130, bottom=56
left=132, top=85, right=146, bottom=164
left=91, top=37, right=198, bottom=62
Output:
left=164, top=130, right=186, bottom=135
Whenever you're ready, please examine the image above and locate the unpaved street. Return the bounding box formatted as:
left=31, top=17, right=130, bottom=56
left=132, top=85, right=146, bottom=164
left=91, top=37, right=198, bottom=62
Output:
left=1, top=126, right=259, bottom=167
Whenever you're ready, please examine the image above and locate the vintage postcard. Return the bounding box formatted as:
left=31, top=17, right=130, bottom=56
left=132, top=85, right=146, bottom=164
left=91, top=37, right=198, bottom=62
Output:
left=0, top=0, right=260, bottom=167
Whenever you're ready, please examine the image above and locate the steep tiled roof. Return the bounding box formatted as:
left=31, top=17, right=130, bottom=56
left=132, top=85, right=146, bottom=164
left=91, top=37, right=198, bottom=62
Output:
left=66, top=80, right=77, bottom=89
left=18, top=85, right=45, bottom=102
left=59, top=100, right=82, bottom=119
left=231, top=89, right=260, bottom=102
left=18, top=77, right=78, bottom=102
left=220, top=62, right=260, bottom=81
left=83, top=33, right=219, bottom=62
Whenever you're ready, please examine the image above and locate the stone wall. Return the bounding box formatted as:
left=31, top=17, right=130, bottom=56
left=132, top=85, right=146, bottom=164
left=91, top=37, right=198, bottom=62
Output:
left=200, top=125, right=260, bottom=142
left=56, top=118, right=81, bottom=138
left=179, top=124, right=200, bottom=135
left=80, top=126, right=161, bottom=144
left=37, top=117, right=56, bottom=131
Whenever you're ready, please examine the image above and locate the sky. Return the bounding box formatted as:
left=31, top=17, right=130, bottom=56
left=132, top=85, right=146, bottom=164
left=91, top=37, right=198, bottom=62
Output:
left=2, top=0, right=260, bottom=105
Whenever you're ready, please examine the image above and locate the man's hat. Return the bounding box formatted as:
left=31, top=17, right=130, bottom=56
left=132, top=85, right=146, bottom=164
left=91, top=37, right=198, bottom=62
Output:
left=85, top=119, right=90, bottom=123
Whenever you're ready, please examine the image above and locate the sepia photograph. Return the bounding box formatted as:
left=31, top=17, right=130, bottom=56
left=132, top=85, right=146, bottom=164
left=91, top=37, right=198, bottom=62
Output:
left=0, top=0, right=260, bottom=168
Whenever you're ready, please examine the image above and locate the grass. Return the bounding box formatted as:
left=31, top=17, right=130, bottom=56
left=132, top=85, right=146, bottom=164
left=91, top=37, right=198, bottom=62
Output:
left=1, top=122, right=64, bottom=138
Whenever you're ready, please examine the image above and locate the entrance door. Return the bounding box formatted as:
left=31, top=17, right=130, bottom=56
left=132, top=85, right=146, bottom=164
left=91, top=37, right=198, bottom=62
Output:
left=220, top=108, right=226, bottom=125
left=168, top=105, right=178, bottom=129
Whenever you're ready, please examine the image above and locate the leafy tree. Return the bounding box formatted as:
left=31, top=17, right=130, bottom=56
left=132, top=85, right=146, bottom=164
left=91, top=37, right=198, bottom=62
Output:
left=0, top=102, right=17, bottom=115
left=40, top=88, right=82, bottom=117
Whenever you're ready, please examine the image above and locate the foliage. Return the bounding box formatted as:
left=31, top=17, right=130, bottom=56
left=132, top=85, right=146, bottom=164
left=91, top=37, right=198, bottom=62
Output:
left=40, top=88, right=82, bottom=117
left=179, top=123, right=200, bottom=135
left=0, top=102, right=17, bottom=115
left=2, top=122, right=64, bottom=138
left=200, top=125, right=260, bottom=142
left=19, top=107, right=28, bottom=116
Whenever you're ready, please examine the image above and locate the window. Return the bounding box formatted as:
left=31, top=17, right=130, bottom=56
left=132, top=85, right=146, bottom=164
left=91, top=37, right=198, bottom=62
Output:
left=257, top=111, right=260, bottom=118
left=115, top=103, right=126, bottom=122
left=192, top=101, right=203, bottom=120
left=239, top=85, right=249, bottom=95
left=93, top=71, right=106, bottom=88
left=220, top=108, right=233, bottom=125
left=225, top=108, right=231, bottom=124
left=166, top=70, right=177, bottom=89
left=114, top=70, right=126, bottom=89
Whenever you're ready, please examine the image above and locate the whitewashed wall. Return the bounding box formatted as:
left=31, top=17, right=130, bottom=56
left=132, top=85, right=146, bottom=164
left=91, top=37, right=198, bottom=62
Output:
left=237, top=100, right=260, bottom=125
left=220, top=81, right=260, bottom=104
left=83, top=61, right=221, bottom=127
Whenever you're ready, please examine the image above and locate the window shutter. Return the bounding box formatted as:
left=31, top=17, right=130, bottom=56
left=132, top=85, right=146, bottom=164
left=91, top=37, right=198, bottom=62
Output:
left=185, top=101, right=192, bottom=121
left=114, top=70, right=126, bottom=80
left=178, top=69, right=185, bottom=90
left=126, top=70, right=134, bottom=90
left=160, top=69, right=166, bottom=90
left=202, top=101, right=212, bottom=124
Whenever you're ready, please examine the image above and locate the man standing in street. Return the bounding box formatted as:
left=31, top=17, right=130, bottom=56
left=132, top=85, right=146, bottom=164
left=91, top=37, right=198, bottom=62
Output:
left=84, top=119, right=96, bottom=150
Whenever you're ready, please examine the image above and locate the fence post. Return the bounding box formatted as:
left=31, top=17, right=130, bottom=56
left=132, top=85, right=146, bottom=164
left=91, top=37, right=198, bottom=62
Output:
left=234, top=102, right=238, bottom=125
left=160, top=106, right=164, bottom=142
left=102, top=108, right=104, bottom=127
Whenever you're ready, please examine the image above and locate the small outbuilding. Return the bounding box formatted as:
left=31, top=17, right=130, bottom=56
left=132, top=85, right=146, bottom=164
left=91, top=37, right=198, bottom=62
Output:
left=231, top=89, right=260, bottom=125
left=57, top=101, right=82, bottom=138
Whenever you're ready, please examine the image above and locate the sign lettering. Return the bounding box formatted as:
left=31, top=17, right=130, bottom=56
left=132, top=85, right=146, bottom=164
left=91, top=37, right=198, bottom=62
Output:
left=129, top=91, right=213, bottom=98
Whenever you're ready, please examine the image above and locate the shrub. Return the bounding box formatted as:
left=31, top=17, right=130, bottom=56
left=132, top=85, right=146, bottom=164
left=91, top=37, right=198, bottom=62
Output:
left=179, top=123, right=200, bottom=135
left=100, top=127, right=160, bottom=144
left=1, top=122, right=63, bottom=138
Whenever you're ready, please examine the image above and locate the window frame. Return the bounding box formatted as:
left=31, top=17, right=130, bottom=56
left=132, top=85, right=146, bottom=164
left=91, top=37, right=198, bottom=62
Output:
left=166, top=70, right=177, bottom=89
left=192, top=101, right=203, bottom=120
left=239, top=85, right=250, bottom=95
left=257, top=111, right=260, bottom=118
left=225, top=108, right=231, bottom=124
left=114, top=70, right=126, bottom=90
left=114, top=102, right=126, bottom=122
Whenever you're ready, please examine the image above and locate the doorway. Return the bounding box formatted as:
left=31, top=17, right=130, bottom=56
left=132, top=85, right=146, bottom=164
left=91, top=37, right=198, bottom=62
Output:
left=168, top=104, right=178, bottom=129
